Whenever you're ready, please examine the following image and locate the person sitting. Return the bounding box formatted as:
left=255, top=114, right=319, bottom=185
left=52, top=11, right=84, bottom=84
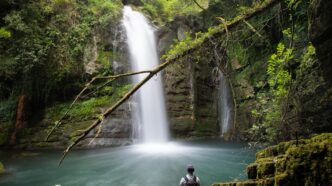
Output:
left=179, top=164, right=200, bottom=186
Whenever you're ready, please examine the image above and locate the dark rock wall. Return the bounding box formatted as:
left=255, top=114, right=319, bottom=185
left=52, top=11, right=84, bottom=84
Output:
left=308, top=0, right=332, bottom=132
left=79, top=103, right=133, bottom=148
left=159, top=18, right=197, bottom=137
left=164, top=59, right=196, bottom=137
left=11, top=103, right=133, bottom=149
left=309, top=0, right=332, bottom=85
left=158, top=16, right=220, bottom=138
left=193, top=57, right=219, bottom=137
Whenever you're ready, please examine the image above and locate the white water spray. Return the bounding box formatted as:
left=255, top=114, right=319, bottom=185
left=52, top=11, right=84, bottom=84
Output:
left=122, top=6, right=169, bottom=143
left=218, top=71, right=233, bottom=135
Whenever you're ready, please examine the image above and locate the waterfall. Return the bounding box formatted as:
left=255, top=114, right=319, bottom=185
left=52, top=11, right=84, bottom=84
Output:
left=122, top=6, right=169, bottom=143
left=218, top=71, right=233, bottom=135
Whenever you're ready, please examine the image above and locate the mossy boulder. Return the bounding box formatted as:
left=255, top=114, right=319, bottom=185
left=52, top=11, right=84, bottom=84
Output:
left=0, top=162, right=5, bottom=175
left=212, top=133, right=332, bottom=186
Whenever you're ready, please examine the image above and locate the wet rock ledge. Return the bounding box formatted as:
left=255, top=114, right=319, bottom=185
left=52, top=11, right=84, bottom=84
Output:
left=212, top=133, right=332, bottom=186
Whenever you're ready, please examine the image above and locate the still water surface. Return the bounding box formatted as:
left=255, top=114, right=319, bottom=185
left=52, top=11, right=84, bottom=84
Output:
left=0, top=140, right=256, bottom=186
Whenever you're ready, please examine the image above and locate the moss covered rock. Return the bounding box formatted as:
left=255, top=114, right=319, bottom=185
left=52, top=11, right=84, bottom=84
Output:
left=212, top=133, right=332, bottom=186
left=0, top=162, right=5, bottom=175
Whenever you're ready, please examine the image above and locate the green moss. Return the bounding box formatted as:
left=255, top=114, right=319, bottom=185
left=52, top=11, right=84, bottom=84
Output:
left=0, top=98, right=16, bottom=123
left=235, top=180, right=257, bottom=186
left=0, top=161, right=5, bottom=175
left=97, top=50, right=112, bottom=66
left=257, top=160, right=275, bottom=179
left=0, top=122, right=12, bottom=146
left=274, top=173, right=290, bottom=185
left=45, top=84, right=132, bottom=122
left=194, top=119, right=218, bottom=137
left=64, top=120, right=94, bottom=138
left=213, top=133, right=332, bottom=186
left=170, top=118, right=193, bottom=129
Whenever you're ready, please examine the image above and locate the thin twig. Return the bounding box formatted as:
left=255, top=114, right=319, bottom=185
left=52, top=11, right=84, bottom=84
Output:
left=216, top=16, right=229, bottom=46
left=192, top=0, right=206, bottom=10
left=88, top=121, right=104, bottom=145
left=242, top=19, right=264, bottom=38
left=80, top=78, right=115, bottom=99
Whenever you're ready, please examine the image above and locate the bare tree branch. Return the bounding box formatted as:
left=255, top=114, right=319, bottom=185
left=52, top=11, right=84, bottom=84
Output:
left=216, top=16, right=229, bottom=45
left=192, top=0, right=206, bottom=10
left=242, top=19, right=264, bottom=38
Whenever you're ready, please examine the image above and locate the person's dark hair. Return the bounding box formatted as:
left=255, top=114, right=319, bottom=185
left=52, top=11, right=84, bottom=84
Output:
left=187, top=164, right=195, bottom=173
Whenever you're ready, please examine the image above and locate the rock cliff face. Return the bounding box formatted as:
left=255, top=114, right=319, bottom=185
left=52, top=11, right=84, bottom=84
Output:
left=158, top=16, right=223, bottom=138
left=77, top=103, right=133, bottom=148
left=11, top=103, right=133, bottom=149
left=309, top=0, right=332, bottom=86
left=212, top=133, right=332, bottom=186
left=308, top=0, right=332, bottom=132
left=164, top=58, right=196, bottom=137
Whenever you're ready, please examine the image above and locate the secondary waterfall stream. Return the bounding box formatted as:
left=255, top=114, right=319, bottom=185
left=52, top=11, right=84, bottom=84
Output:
left=122, top=6, right=169, bottom=143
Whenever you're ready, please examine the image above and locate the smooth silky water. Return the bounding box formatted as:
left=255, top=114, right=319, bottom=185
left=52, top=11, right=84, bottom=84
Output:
left=0, top=140, right=256, bottom=186
left=123, top=6, right=169, bottom=143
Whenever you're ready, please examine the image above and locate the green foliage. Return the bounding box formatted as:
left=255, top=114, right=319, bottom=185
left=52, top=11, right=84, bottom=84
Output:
left=284, top=0, right=302, bottom=10
left=0, top=123, right=12, bottom=146
left=0, top=28, right=11, bottom=38
left=241, top=0, right=322, bottom=143
left=98, top=50, right=113, bottom=75
left=85, top=0, right=122, bottom=26
left=46, top=84, right=131, bottom=121
left=0, top=97, right=16, bottom=146
left=227, top=42, right=248, bottom=66
left=0, top=97, right=17, bottom=123
left=162, top=0, right=276, bottom=62
left=294, top=44, right=323, bottom=97
left=267, top=43, right=293, bottom=97
left=249, top=42, right=294, bottom=143
left=0, top=0, right=122, bottom=106
left=140, top=0, right=208, bottom=23
left=249, top=41, right=324, bottom=143
left=162, top=26, right=221, bottom=61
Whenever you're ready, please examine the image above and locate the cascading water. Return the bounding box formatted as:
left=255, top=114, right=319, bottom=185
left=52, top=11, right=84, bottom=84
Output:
left=122, top=6, right=169, bottom=144
left=218, top=71, right=234, bottom=135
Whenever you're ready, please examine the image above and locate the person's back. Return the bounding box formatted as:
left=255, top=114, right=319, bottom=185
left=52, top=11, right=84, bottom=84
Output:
left=179, top=164, right=200, bottom=186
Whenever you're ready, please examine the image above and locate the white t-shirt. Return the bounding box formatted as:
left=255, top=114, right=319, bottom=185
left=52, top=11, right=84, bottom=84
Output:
left=179, top=174, right=200, bottom=186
